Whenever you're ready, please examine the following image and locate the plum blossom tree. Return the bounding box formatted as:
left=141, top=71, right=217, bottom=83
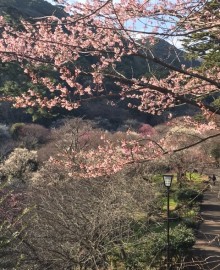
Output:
left=0, top=148, right=38, bottom=185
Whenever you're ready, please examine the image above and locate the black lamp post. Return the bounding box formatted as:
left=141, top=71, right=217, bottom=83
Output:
left=163, top=174, right=173, bottom=270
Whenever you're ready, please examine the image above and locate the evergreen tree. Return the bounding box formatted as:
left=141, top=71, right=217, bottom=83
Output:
left=182, top=0, right=220, bottom=69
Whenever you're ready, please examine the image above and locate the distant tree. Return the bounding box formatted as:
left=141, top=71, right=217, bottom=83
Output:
left=138, top=123, right=156, bottom=137
left=182, top=0, right=220, bottom=69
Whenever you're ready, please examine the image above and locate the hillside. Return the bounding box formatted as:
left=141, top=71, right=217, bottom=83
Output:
left=0, top=0, right=66, bottom=19
left=116, top=38, right=199, bottom=80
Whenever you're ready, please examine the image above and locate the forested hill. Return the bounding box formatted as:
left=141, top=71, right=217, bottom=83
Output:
left=117, top=38, right=199, bottom=79
left=0, top=0, right=66, bottom=18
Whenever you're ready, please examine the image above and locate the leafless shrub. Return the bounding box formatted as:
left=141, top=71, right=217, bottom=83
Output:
left=38, top=118, right=104, bottom=164
left=20, top=124, right=50, bottom=149
left=0, top=140, right=18, bottom=162
left=21, top=161, right=158, bottom=269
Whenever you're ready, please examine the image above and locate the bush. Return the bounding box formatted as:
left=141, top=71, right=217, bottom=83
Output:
left=19, top=124, right=50, bottom=148
left=0, top=148, right=38, bottom=185
left=147, top=224, right=195, bottom=260
left=9, top=123, right=24, bottom=139
left=10, top=123, right=50, bottom=149
left=182, top=206, right=201, bottom=229
left=182, top=217, right=200, bottom=229
left=175, top=188, right=203, bottom=202
left=170, top=224, right=196, bottom=253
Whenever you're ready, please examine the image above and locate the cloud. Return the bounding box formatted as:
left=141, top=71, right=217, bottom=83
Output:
left=167, top=36, right=184, bottom=49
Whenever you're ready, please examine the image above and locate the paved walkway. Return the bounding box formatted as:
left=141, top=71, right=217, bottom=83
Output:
left=189, top=170, right=220, bottom=269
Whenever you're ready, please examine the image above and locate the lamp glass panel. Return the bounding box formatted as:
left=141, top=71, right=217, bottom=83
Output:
left=163, top=175, right=173, bottom=187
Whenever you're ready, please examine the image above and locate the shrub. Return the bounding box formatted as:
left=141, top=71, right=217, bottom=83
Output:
left=147, top=224, right=195, bottom=261
left=23, top=164, right=159, bottom=269
left=10, top=123, right=50, bottom=149
left=170, top=224, right=196, bottom=253
left=182, top=205, right=201, bottom=229
left=9, top=123, right=24, bottom=139
left=18, top=124, right=50, bottom=149
left=175, top=188, right=203, bottom=202
left=182, top=217, right=200, bottom=229
left=0, top=140, right=17, bottom=162
left=0, top=148, right=38, bottom=185
left=138, top=123, right=156, bottom=137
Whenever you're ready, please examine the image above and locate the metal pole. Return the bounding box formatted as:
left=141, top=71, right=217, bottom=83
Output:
left=167, top=187, right=170, bottom=270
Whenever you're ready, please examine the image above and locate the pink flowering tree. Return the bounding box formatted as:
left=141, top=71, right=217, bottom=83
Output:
left=0, top=0, right=218, bottom=114
left=138, top=124, right=156, bottom=137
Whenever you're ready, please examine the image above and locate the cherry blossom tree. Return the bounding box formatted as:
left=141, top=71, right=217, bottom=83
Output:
left=0, top=0, right=218, bottom=114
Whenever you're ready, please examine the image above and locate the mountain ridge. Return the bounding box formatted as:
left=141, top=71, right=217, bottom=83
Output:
left=0, top=0, right=66, bottom=19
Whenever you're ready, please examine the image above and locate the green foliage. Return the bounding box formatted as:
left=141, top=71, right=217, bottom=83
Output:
left=27, top=107, right=58, bottom=122
left=111, top=223, right=195, bottom=269
left=170, top=224, right=196, bottom=254
left=147, top=224, right=195, bottom=259
left=182, top=0, right=220, bottom=69
left=211, top=98, right=220, bottom=110
left=111, top=242, right=149, bottom=270
left=0, top=63, right=30, bottom=97
left=181, top=204, right=201, bottom=229
left=0, top=58, right=67, bottom=121
left=175, top=188, right=203, bottom=202
left=193, top=113, right=207, bottom=124
left=162, top=198, right=178, bottom=211
left=182, top=217, right=200, bottom=230
left=9, top=123, right=25, bottom=139
left=185, top=172, right=202, bottom=182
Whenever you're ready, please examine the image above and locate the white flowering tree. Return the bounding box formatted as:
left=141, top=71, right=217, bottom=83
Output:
left=0, top=148, right=38, bottom=185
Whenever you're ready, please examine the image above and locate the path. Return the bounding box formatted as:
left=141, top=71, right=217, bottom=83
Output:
left=189, top=169, right=220, bottom=269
